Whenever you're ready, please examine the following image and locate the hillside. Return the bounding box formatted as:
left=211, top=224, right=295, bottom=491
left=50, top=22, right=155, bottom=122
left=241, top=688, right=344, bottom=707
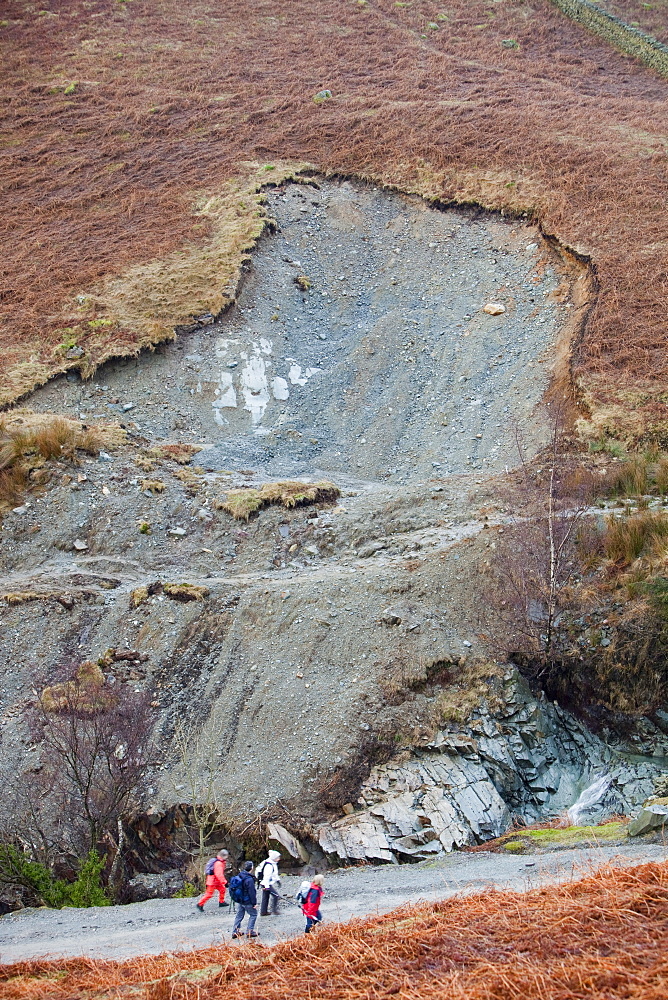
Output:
left=0, top=0, right=668, bottom=978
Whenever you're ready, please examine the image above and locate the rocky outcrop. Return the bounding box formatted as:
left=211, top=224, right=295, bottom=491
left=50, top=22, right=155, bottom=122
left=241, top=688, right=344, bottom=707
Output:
left=317, top=669, right=665, bottom=862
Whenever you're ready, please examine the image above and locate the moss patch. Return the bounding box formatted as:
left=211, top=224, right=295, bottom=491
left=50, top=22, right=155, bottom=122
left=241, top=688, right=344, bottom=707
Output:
left=498, top=822, right=629, bottom=852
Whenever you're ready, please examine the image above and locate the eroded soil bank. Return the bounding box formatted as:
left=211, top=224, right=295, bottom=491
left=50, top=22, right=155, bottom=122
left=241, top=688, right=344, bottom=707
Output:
left=2, top=178, right=647, bottom=879
left=29, top=179, right=575, bottom=483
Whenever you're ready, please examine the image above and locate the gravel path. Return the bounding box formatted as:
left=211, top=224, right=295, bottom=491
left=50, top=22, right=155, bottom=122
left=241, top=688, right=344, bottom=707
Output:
left=1, top=845, right=665, bottom=964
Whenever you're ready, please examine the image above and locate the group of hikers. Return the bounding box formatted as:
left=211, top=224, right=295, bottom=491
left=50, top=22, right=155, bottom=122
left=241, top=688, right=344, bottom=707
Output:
left=196, top=849, right=325, bottom=938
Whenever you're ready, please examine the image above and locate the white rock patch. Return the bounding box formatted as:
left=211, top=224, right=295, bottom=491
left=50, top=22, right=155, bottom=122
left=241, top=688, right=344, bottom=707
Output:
left=272, top=376, right=290, bottom=401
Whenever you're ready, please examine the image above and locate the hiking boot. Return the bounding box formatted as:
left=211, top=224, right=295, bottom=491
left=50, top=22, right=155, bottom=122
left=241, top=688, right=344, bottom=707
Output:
left=196, top=903, right=204, bottom=912
left=231, top=931, right=242, bottom=939
left=247, top=931, right=259, bottom=938
left=219, top=901, right=229, bottom=908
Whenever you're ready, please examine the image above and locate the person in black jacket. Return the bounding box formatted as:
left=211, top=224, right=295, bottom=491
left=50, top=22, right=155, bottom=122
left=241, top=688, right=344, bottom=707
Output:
left=231, top=861, right=259, bottom=939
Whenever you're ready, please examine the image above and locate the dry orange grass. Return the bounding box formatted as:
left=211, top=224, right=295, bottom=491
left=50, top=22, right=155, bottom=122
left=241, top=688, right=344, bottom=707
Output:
left=0, top=862, right=666, bottom=999
left=1, top=0, right=668, bottom=438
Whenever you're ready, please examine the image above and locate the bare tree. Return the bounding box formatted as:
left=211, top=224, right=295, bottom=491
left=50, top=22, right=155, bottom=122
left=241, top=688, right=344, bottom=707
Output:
left=34, top=669, right=155, bottom=860
left=167, top=717, right=228, bottom=881
left=484, top=412, right=595, bottom=673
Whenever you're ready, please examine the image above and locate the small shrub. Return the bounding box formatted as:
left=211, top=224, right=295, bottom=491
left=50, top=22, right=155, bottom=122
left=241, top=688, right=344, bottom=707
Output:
left=173, top=881, right=198, bottom=898
left=66, top=851, right=110, bottom=908
left=0, top=846, right=108, bottom=908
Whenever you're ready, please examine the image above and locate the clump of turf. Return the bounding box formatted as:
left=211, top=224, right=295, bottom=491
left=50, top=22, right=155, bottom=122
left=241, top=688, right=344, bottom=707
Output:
left=222, top=480, right=340, bottom=521
left=149, top=443, right=202, bottom=465
left=163, top=583, right=209, bottom=602
left=130, top=585, right=149, bottom=608
left=140, top=479, right=166, bottom=494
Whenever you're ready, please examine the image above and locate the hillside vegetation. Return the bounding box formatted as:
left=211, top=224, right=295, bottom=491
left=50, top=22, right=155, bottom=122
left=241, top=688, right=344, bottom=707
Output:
left=1, top=0, right=668, bottom=440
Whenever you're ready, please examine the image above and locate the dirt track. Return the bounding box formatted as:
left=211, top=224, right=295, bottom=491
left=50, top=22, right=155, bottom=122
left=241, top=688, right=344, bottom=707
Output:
left=1, top=845, right=666, bottom=964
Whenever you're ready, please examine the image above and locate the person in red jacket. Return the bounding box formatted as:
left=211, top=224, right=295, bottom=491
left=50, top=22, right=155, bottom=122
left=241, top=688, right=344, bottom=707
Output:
left=302, top=874, right=324, bottom=934
left=196, top=850, right=229, bottom=911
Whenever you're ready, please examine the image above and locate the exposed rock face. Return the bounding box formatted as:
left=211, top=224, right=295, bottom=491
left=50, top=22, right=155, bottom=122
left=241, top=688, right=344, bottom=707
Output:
left=126, top=869, right=184, bottom=902
left=317, top=670, right=664, bottom=862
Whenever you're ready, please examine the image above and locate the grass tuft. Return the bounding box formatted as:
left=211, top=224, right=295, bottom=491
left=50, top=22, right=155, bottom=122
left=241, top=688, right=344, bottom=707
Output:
left=0, top=412, right=117, bottom=512
left=606, top=455, right=649, bottom=496
left=603, top=510, right=668, bottom=564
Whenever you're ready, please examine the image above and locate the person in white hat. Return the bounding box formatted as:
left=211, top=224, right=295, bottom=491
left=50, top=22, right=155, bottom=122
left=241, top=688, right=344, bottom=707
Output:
left=255, top=849, right=281, bottom=916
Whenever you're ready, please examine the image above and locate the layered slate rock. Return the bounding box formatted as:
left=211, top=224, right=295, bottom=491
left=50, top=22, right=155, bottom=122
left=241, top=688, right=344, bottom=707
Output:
left=317, top=669, right=664, bottom=862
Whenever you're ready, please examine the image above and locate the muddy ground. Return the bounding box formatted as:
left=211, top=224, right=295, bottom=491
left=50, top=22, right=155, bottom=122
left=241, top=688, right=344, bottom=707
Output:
left=1, top=846, right=665, bottom=963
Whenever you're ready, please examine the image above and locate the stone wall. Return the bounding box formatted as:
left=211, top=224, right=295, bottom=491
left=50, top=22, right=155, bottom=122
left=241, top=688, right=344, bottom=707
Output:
left=551, top=0, right=668, bottom=78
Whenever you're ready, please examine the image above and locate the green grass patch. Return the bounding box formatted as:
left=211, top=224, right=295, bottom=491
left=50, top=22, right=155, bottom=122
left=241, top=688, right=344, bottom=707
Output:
left=500, top=822, right=628, bottom=852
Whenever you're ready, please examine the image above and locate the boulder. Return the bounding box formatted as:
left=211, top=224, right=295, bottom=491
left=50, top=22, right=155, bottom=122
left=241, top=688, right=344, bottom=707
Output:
left=318, top=814, right=394, bottom=862
left=126, top=869, right=184, bottom=902
left=628, top=800, right=668, bottom=837
left=267, top=822, right=309, bottom=862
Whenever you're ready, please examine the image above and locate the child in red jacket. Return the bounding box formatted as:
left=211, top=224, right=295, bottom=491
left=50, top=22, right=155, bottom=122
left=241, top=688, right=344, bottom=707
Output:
left=196, top=850, right=229, bottom=910
left=302, top=874, right=324, bottom=934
